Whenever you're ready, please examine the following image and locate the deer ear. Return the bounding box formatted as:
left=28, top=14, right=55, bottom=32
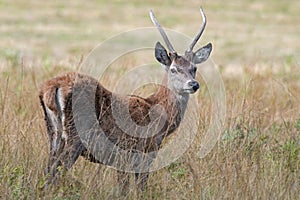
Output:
left=193, top=43, right=212, bottom=64
left=155, top=42, right=171, bottom=68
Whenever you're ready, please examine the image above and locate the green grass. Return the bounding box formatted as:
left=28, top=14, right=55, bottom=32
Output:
left=0, top=0, right=299, bottom=199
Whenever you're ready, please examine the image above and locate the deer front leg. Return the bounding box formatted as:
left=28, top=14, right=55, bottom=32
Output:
left=117, top=171, right=130, bottom=195
left=134, top=152, right=155, bottom=191
left=135, top=172, right=149, bottom=191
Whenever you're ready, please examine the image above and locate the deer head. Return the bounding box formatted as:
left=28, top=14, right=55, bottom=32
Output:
left=150, top=7, right=212, bottom=95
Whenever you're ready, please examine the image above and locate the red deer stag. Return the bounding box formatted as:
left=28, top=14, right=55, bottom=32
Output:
left=39, top=7, right=212, bottom=192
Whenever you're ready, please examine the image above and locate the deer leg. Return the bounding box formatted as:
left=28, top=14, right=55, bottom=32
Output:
left=46, top=118, right=66, bottom=184
left=47, top=136, right=66, bottom=184
left=44, top=140, right=83, bottom=187
left=41, top=102, right=65, bottom=183
left=134, top=152, right=155, bottom=191
left=44, top=121, right=56, bottom=176
left=61, top=137, right=84, bottom=170
left=135, top=172, right=149, bottom=191
left=48, top=129, right=83, bottom=182
left=117, top=171, right=130, bottom=195
left=40, top=99, right=55, bottom=176
left=43, top=89, right=71, bottom=184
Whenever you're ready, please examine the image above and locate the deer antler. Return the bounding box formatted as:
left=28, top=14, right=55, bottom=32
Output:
left=149, top=10, right=176, bottom=54
left=185, top=7, right=207, bottom=54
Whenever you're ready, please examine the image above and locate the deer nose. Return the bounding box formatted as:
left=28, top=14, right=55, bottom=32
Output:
left=188, top=81, right=199, bottom=91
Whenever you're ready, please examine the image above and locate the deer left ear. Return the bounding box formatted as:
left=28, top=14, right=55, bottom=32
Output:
left=193, top=43, right=212, bottom=64
left=155, top=42, right=172, bottom=69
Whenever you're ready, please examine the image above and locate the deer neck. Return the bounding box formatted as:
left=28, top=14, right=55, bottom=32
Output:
left=164, top=75, right=189, bottom=114
left=147, top=76, right=190, bottom=121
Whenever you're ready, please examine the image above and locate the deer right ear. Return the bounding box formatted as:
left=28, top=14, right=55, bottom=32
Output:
left=193, top=43, right=212, bottom=64
left=155, top=42, right=171, bottom=69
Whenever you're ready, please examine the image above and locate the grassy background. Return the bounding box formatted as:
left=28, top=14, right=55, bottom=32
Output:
left=0, top=0, right=299, bottom=199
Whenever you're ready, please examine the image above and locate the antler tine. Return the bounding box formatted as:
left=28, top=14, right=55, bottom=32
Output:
left=186, top=7, right=207, bottom=53
left=150, top=10, right=176, bottom=54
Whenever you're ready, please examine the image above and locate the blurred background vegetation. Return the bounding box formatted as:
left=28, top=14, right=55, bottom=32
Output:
left=0, top=0, right=299, bottom=199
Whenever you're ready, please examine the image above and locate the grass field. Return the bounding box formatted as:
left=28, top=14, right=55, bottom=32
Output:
left=0, top=0, right=299, bottom=199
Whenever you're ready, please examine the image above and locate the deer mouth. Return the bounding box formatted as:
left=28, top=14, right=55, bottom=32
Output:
left=183, top=81, right=200, bottom=94
left=183, top=88, right=198, bottom=94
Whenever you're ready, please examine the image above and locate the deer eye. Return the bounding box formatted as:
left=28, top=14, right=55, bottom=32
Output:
left=190, top=67, right=197, bottom=74
left=170, top=68, right=177, bottom=74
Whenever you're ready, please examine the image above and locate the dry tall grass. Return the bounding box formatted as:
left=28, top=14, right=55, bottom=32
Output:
left=0, top=0, right=299, bottom=199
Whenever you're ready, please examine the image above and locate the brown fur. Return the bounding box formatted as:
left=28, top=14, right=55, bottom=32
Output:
left=39, top=72, right=183, bottom=191
left=39, top=7, right=211, bottom=193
